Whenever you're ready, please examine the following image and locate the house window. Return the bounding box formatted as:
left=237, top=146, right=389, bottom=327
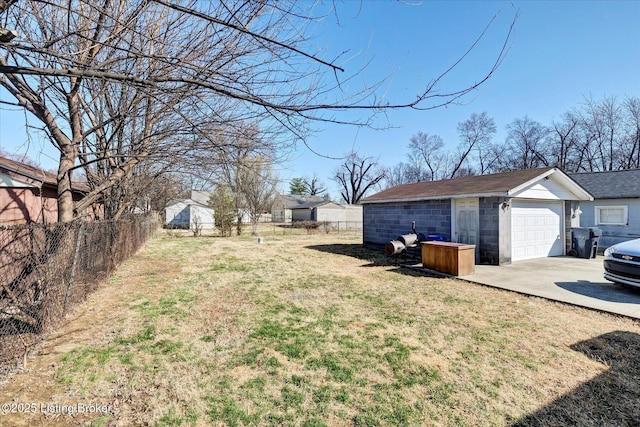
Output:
left=595, top=206, right=628, bottom=226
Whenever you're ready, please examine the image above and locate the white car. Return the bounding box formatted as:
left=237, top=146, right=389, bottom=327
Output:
left=603, top=238, right=640, bottom=288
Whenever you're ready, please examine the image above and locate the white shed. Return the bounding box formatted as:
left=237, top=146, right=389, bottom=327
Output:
left=271, top=194, right=326, bottom=223
left=165, top=199, right=215, bottom=229
left=291, top=201, right=362, bottom=223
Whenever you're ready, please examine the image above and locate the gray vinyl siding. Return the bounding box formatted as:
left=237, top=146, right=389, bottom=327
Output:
left=578, top=198, right=640, bottom=248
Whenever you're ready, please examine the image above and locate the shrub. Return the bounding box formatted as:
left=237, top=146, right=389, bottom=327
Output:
left=292, top=221, right=320, bottom=234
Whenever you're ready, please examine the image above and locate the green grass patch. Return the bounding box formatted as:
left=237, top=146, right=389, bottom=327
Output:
left=209, top=257, right=250, bottom=273
left=56, top=346, right=116, bottom=387
left=208, top=394, right=261, bottom=426
left=157, top=407, right=198, bottom=426
left=307, top=353, right=355, bottom=383
left=117, top=324, right=157, bottom=345
left=132, top=288, right=196, bottom=320
left=36, top=231, right=640, bottom=427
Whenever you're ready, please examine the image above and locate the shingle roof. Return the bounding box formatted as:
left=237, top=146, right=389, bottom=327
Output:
left=183, top=198, right=213, bottom=208
left=290, top=200, right=327, bottom=209
left=362, top=167, right=561, bottom=203
left=276, top=194, right=326, bottom=209
left=0, top=156, right=56, bottom=185
left=570, top=169, right=640, bottom=199
left=0, top=156, right=90, bottom=192
left=290, top=200, right=344, bottom=210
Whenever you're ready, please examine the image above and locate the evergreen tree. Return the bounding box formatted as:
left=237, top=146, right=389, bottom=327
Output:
left=289, top=177, right=306, bottom=195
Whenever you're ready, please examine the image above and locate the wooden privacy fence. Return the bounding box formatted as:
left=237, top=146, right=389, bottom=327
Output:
left=0, top=215, right=158, bottom=375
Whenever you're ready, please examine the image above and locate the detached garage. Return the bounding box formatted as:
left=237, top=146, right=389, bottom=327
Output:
left=361, top=167, right=593, bottom=265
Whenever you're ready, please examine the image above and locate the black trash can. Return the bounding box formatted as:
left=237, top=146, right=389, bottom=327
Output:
left=571, top=227, right=602, bottom=259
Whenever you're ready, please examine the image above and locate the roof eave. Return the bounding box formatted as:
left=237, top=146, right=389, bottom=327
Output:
left=507, top=168, right=594, bottom=201
left=0, top=162, right=54, bottom=185
left=558, top=169, right=595, bottom=201
left=590, top=195, right=640, bottom=200
left=361, top=192, right=510, bottom=205
left=507, top=168, right=557, bottom=195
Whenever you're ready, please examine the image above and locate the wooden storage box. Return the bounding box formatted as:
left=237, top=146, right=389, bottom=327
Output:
left=421, top=241, right=476, bottom=276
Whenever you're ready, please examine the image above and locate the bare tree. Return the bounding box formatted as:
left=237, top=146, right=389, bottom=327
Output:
left=450, top=112, right=497, bottom=177
left=383, top=132, right=446, bottom=188
left=0, top=149, right=44, bottom=170
left=621, top=97, right=640, bottom=169
left=407, top=131, right=447, bottom=181
left=579, top=96, right=624, bottom=171
left=212, top=125, right=273, bottom=235
left=390, top=95, right=640, bottom=180
left=289, top=175, right=326, bottom=196
left=0, top=1, right=249, bottom=220
left=238, top=155, right=278, bottom=236
left=382, top=162, right=423, bottom=189
left=303, top=175, right=327, bottom=196
left=0, top=1, right=517, bottom=221
left=504, top=116, right=550, bottom=170
left=547, top=112, right=581, bottom=172
left=333, top=152, right=385, bottom=204
left=145, top=173, right=188, bottom=216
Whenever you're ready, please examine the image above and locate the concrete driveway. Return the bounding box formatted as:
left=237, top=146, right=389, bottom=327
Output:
left=459, top=256, right=640, bottom=319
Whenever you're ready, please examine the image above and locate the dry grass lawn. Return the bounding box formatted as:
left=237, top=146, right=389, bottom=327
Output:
left=1, top=228, right=639, bottom=427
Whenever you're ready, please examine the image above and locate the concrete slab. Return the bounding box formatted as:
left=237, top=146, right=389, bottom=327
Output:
left=409, top=256, right=640, bottom=319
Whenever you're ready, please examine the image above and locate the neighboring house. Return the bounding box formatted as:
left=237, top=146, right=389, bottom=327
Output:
left=271, top=194, right=326, bottom=223
left=190, top=190, right=212, bottom=206
left=0, top=156, right=92, bottom=224
left=165, top=196, right=215, bottom=229
left=344, top=204, right=363, bottom=224
left=570, top=169, right=640, bottom=248
left=290, top=200, right=363, bottom=223
left=361, top=167, right=593, bottom=265
left=188, top=190, right=267, bottom=225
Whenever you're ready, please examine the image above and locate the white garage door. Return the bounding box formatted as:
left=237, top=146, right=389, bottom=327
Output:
left=512, top=200, right=563, bottom=261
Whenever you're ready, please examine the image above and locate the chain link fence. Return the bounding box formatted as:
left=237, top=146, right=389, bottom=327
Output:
left=257, top=221, right=363, bottom=237
left=164, top=221, right=364, bottom=238
left=0, top=215, right=158, bottom=375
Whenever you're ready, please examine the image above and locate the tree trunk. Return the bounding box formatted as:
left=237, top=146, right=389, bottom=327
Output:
left=57, top=149, right=76, bottom=223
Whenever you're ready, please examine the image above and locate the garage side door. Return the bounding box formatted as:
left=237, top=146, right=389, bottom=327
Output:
left=512, top=200, right=563, bottom=261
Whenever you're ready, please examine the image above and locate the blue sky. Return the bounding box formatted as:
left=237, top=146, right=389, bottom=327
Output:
left=1, top=1, right=639, bottom=201
left=278, top=0, right=640, bottom=199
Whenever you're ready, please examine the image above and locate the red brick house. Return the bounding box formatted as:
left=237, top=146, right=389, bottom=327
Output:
left=0, top=156, right=94, bottom=224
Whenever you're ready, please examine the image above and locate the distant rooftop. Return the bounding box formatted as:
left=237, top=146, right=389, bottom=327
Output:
left=0, top=156, right=89, bottom=192
left=570, top=169, right=640, bottom=199
left=362, top=167, right=559, bottom=203
left=276, top=194, right=326, bottom=209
